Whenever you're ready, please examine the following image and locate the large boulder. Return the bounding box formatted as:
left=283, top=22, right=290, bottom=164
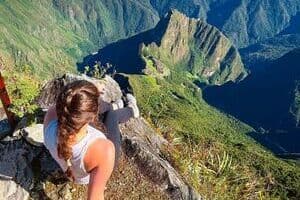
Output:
left=37, top=73, right=122, bottom=109
left=0, top=74, right=201, bottom=200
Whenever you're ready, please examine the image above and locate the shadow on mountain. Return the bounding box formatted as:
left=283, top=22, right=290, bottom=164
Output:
left=203, top=48, right=300, bottom=154
left=280, top=12, right=300, bottom=35
left=240, top=34, right=300, bottom=71
left=247, top=130, right=300, bottom=155
left=77, top=12, right=172, bottom=74
left=206, top=1, right=242, bottom=28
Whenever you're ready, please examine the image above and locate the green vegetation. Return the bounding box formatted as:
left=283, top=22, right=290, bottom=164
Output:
left=83, top=62, right=115, bottom=79
left=290, top=81, right=300, bottom=127
left=0, top=0, right=88, bottom=78
left=2, top=68, right=40, bottom=119
left=151, top=0, right=300, bottom=48
left=1, top=1, right=299, bottom=199
left=140, top=11, right=247, bottom=85
left=128, top=58, right=300, bottom=199
left=0, top=0, right=159, bottom=80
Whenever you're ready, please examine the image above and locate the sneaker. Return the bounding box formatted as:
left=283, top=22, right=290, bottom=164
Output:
left=126, top=93, right=140, bottom=118
left=111, top=99, right=124, bottom=110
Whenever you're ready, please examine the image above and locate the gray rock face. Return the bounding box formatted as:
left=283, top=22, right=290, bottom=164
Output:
left=0, top=180, right=29, bottom=200
left=0, top=136, right=67, bottom=199
left=121, top=118, right=201, bottom=200
left=37, top=73, right=122, bottom=109
left=0, top=139, right=42, bottom=200
left=0, top=74, right=201, bottom=200
left=21, top=124, right=44, bottom=147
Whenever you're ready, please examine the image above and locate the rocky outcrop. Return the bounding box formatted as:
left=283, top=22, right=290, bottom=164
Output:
left=151, top=0, right=300, bottom=48
left=141, top=10, right=247, bottom=85
left=0, top=74, right=201, bottom=200
left=37, top=74, right=123, bottom=109
left=82, top=10, right=247, bottom=85
left=121, top=118, right=200, bottom=200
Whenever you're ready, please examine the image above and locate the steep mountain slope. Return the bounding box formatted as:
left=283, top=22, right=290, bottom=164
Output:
left=240, top=34, right=300, bottom=71
left=82, top=11, right=300, bottom=199
left=0, top=0, right=159, bottom=78
left=52, top=0, right=159, bottom=46
left=1, top=0, right=299, bottom=77
left=203, top=48, right=300, bottom=154
left=127, top=47, right=300, bottom=199
left=81, top=10, right=247, bottom=85
left=150, top=0, right=300, bottom=48
left=142, top=10, right=247, bottom=85
left=0, top=0, right=86, bottom=76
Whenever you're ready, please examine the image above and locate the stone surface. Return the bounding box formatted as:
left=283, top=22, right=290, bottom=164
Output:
left=0, top=140, right=37, bottom=200
left=37, top=73, right=122, bottom=109
left=121, top=118, right=201, bottom=200
left=0, top=74, right=201, bottom=200
left=21, top=124, right=44, bottom=147
left=0, top=180, right=29, bottom=200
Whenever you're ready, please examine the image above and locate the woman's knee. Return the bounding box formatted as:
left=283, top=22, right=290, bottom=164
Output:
left=104, top=110, right=118, bottom=124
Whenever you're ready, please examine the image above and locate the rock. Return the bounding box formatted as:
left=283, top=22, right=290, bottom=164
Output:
left=0, top=180, right=29, bottom=200
left=0, top=119, right=10, bottom=140
left=141, top=10, right=247, bottom=85
left=0, top=73, right=202, bottom=200
left=58, top=184, right=73, bottom=200
left=21, top=124, right=44, bottom=147
left=0, top=137, right=65, bottom=200
left=0, top=140, right=36, bottom=200
left=38, top=74, right=201, bottom=200
left=37, top=73, right=122, bottom=109
left=121, top=118, right=202, bottom=200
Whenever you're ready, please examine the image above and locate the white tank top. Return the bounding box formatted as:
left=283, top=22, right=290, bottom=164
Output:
left=43, top=119, right=107, bottom=184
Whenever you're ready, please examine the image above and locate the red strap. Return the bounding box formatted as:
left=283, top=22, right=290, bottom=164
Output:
left=0, top=90, right=11, bottom=106
left=0, top=62, right=17, bottom=130
left=0, top=76, right=5, bottom=89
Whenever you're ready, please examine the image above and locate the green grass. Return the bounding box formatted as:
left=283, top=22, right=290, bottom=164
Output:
left=0, top=0, right=159, bottom=81
left=1, top=68, right=41, bottom=124
left=0, top=0, right=91, bottom=79
left=128, top=62, right=300, bottom=199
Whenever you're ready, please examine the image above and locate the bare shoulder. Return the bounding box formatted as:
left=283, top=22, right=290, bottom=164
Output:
left=84, top=138, right=115, bottom=173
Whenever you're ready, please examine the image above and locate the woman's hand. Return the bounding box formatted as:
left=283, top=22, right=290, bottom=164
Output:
left=84, top=139, right=115, bottom=200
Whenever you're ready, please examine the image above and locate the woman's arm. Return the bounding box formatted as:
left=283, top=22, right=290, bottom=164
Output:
left=84, top=139, right=115, bottom=200
left=43, top=105, right=57, bottom=132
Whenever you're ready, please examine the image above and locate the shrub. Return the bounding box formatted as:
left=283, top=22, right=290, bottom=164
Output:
left=3, top=69, right=40, bottom=118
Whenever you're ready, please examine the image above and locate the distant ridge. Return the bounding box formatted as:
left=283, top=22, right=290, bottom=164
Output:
left=79, top=10, right=247, bottom=85
left=203, top=48, right=300, bottom=153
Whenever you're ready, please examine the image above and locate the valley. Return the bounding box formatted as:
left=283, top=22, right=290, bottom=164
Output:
left=0, top=0, right=300, bottom=199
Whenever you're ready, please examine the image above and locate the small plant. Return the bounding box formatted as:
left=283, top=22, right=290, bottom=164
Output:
left=85, top=61, right=116, bottom=79
left=4, top=70, right=40, bottom=118
left=205, top=151, right=233, bottom=177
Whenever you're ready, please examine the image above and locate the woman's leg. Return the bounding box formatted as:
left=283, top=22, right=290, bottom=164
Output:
left=98, top=98, right=124, bottom=114
left=103, top=107, right=134, bottom=169
left=98, top=99, right=113, bottom=114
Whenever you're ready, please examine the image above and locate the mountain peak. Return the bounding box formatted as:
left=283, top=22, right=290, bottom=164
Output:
left=142, top=9, right=248, bottom=85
